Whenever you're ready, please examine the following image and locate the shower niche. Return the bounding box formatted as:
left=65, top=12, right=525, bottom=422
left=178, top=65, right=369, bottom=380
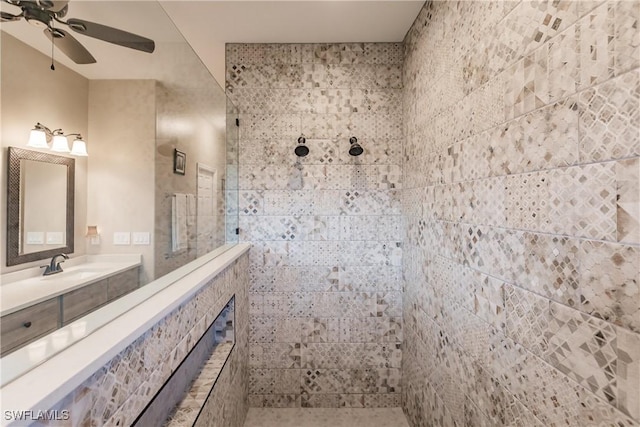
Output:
left=134, top=296, right=235, bottom=426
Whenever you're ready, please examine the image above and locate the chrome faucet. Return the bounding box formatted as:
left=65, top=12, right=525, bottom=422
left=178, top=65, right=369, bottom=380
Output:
left=41, top=253, right=69, bottom=276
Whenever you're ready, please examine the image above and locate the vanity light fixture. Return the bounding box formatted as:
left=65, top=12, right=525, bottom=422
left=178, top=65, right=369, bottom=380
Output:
left=86, top=226, right=99, bottom=237
left=26, top=122, right=88, bottom=156
left=86, top=225, right=100, bottom=245
left=50, top=133, right=71, bottom=153
left=69, top=134, right=88, bottom=156
left=27, top=124, right=49, bottom=149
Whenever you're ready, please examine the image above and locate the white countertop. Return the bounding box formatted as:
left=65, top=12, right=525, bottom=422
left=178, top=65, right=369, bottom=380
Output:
left=0, top=254, right=142, bottom=317
left=0, top=244, right=250, bottom=427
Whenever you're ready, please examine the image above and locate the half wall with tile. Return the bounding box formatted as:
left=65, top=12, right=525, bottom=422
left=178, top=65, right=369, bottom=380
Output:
left=402, top=0, right=639, bottom=426
left=37, top=252, right=250, bottom=426
left=226, top=43, right=404, bottom=407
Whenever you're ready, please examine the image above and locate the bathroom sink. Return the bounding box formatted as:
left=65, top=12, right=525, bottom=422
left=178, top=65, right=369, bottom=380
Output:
left=41, top=267, right=109, bottom=281
left=60, top=270, right=102, bottom=280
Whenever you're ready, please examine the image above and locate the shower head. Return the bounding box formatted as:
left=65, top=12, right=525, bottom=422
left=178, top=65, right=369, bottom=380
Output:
left=295, top=145, right=309, bottom=157
left=349, top=137, right=363, bottom=157
left=295, top=136, right=309, bottom=157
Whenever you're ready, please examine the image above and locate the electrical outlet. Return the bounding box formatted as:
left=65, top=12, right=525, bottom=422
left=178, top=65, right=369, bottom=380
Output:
left=132, top=232, right=150, bottom=245
left=113, top=232, right=131, bottom=245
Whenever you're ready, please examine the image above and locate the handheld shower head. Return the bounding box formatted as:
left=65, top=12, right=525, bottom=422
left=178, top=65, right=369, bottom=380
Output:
left=349, top=137, right=363, bottom=156
left=295, top=136, right=309, bottom=157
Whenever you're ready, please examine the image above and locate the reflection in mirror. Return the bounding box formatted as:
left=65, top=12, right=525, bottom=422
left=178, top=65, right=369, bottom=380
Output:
left=6, top=147, right=74, bottom=266
left=20, top=160, right=67, bottom=254
left=1, top=0, right=239, bottom=383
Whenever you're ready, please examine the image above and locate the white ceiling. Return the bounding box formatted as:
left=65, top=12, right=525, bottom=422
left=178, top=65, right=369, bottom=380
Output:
left=1, top=0, right=423, bottom=87
left=162, top=1, right=423, bottom=84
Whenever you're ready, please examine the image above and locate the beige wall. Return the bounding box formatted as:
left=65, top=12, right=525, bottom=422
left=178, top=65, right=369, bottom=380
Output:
left=87, top=80, right=156, bottom=283
left=1, top=32, right=88, bottom=273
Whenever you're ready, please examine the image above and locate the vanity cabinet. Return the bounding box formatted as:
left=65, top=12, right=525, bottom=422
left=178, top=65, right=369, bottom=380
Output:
left=62, top=267, right=140, bottom=325
left=62, top=279, right=109, bottom=324
left=0, top=298, right=59, bottom=355
left=107, top=268, right=139, bottom=301
left=1, top=266, right=140, bottom=355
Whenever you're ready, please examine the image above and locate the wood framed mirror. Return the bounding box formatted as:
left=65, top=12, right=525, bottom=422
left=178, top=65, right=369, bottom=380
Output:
left=6, top=147, right=75, bottom=266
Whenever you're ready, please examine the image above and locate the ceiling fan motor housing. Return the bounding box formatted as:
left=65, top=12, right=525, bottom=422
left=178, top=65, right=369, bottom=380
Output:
left=23, top=7, right=51, bottom=28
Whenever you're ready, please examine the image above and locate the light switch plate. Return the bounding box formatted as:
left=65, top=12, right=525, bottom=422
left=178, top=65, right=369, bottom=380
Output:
left=113, top=232, right=131, bottom=245
left=46, top=231, right=64, bottom=245
left=132, top=232, right=150, bottom=245
left=26, top=231, right=45, bottom=245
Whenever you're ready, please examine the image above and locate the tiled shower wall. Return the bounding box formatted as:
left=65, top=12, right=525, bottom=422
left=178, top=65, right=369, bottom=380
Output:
left=226, top=43, right=404, bottom=407
left=402, top=1, right=639, bottom=426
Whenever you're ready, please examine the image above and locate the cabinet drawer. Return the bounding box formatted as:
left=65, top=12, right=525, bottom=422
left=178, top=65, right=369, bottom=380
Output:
left=107, top=268, right=139, bottom=301
left=1, top=298, right=59, bottom=356
left=62, top=279, right=108, bottom=324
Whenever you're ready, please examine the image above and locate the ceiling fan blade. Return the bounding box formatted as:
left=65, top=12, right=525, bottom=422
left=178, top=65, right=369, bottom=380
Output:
left=44, top=28, right=96, bottom=64
left=1, top=0, right=23, bottom=7
left=66, top=18, right=155, bottom=53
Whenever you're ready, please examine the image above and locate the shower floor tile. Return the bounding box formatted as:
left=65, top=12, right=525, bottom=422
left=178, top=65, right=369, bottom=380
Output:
left=243, top=408, right=410, bottom=427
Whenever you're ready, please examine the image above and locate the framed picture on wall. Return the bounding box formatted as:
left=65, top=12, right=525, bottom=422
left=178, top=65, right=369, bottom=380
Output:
left=174, top=149, right=186, bottom=175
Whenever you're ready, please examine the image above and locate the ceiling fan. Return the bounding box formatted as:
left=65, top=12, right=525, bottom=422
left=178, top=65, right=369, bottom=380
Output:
left=0, top=0, right=155, bottom=65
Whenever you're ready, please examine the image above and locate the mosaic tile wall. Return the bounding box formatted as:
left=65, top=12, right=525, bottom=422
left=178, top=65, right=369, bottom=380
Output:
left=140, top=299, right=235, bottom=426
left=402, top=1, right=639, bottom=426
left=38, top=252, right=250, bottom=426
left=225, top=43, right=404, bottom=407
